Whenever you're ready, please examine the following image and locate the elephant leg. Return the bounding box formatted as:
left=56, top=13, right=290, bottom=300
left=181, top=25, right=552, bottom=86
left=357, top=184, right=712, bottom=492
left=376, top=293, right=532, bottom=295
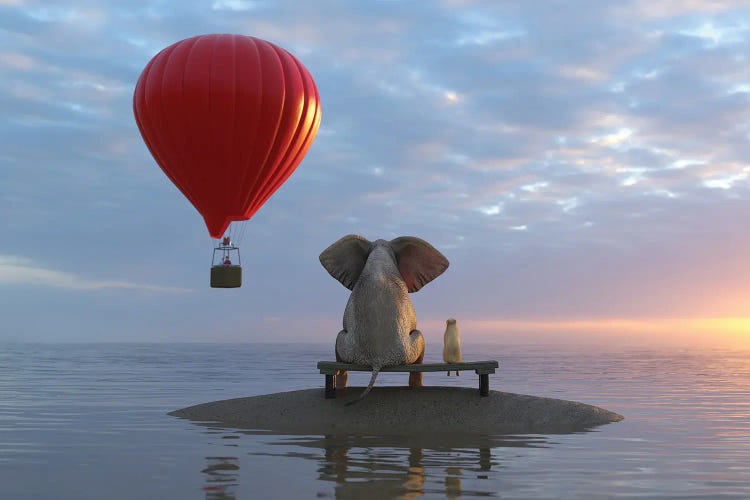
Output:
left=408, top=330, right=425, bottom=388
left=334, top=330, right=348, bottom=388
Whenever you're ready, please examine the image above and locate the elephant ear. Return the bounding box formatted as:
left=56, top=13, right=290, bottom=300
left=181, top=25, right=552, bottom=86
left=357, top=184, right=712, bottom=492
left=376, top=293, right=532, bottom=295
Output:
left=319, top=235, right=372, bottom=290
left=390, top=236, right=449, bottom=293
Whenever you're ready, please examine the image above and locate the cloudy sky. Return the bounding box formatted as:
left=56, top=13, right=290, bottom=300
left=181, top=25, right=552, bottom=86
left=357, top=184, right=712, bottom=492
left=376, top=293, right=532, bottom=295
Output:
left=1, top=0, right=749, bottom=347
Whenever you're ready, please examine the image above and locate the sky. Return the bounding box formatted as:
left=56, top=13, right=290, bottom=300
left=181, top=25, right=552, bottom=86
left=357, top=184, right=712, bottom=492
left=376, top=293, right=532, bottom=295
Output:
left=1, top=0, right=750, bottom=347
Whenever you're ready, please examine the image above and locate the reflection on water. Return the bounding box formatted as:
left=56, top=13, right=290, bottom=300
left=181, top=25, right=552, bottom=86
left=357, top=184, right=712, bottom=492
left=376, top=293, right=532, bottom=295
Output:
left=2, top=343, right=750, bottom=498
left=190, top=426, right=552, bottom=499
left=318, top=443, right=429, bottom=499
left=309, top=435, right=502, bottom=499
left=202, top=456, right=239, bottom=499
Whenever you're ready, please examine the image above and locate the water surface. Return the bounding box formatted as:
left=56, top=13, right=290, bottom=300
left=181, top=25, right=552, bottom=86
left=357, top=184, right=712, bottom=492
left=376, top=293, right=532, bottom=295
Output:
left=1, top=342, right=749, bottom=498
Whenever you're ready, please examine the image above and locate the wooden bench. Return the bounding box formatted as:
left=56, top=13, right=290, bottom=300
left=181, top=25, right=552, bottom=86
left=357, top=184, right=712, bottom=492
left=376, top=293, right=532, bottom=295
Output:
left=317, top=360, right=499, bottom=399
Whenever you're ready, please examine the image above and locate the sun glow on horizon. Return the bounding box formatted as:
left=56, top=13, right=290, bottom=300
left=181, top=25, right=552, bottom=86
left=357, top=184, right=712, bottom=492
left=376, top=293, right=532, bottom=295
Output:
left=420, top=317, right=750, bottom=348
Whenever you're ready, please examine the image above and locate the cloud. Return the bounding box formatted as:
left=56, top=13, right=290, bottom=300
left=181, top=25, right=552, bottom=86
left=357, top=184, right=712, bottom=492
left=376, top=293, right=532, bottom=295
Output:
left=1, top=0, right=750, bottom=341
left=0, top=51, right=35, bottom=70
left=0, top=255, right=191, bottom=292
left=212, top=0, right=258, bottom=12
left=624, top=0, right=744, bottom=19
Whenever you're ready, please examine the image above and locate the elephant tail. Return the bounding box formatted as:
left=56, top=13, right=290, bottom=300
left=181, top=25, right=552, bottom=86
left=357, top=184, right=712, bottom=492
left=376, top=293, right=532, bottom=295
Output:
left=345, top=367, right=380, bottom=406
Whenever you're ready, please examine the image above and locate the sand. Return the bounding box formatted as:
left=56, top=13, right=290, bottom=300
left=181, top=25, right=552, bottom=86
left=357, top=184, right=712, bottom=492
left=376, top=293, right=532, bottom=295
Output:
left=169, top=386, right=623, bottom=435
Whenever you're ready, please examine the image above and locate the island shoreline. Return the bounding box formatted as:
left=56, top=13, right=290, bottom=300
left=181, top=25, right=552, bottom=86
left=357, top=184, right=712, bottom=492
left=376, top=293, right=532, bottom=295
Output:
left=170, top=386, right=624, bottom=435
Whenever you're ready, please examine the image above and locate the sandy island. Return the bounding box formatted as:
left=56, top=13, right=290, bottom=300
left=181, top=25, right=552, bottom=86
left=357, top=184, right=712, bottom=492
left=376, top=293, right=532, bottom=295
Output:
left=169, top=387, right=623, bottom=435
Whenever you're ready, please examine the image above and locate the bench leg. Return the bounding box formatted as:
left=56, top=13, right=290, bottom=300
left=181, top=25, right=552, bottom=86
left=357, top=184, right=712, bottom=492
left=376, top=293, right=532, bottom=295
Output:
left=325, top=374, right=336, bottom=399
left=479, top=374, right=489, bottom=397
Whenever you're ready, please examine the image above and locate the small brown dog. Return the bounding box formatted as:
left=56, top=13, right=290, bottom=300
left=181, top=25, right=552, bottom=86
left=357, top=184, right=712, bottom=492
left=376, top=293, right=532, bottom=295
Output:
left=443, top=318, right=462, bottom=376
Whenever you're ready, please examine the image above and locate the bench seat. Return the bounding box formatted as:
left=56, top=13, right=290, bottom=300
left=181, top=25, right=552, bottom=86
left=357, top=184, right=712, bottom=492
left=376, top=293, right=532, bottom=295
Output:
left=317, top=360, right=499, bottom=398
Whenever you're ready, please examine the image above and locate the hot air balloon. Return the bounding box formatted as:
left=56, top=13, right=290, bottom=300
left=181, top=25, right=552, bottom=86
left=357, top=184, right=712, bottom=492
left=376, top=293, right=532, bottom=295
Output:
left=133, top=34, right=321, bottom=288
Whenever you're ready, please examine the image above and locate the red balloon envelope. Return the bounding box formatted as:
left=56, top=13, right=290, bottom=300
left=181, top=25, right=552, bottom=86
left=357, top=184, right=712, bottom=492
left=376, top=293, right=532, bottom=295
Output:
left=133, top=34, right=321, bottom=238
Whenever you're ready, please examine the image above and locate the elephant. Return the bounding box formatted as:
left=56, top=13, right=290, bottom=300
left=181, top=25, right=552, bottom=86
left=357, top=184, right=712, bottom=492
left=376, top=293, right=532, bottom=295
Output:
left=319, top=234, right=449, bottom=404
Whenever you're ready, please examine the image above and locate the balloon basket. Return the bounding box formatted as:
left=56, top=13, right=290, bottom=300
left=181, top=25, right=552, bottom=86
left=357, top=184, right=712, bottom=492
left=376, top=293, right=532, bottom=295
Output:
left=211, top=239, right=242, bottom=288
left=211, top=265, right=242, bottom=288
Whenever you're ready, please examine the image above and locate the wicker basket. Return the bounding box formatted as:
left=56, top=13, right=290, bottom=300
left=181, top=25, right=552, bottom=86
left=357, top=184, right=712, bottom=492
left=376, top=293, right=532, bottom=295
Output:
left=210, top=265, right=242, bottom=288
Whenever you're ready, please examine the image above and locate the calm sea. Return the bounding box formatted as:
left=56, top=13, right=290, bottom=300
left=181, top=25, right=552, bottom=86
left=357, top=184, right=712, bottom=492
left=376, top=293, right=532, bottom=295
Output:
left=1, top=342, right=749, bottom=499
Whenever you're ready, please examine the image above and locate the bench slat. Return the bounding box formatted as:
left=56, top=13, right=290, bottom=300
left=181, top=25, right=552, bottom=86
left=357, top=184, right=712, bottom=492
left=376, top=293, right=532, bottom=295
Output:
left=317, top=360, right=498, bottom=375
